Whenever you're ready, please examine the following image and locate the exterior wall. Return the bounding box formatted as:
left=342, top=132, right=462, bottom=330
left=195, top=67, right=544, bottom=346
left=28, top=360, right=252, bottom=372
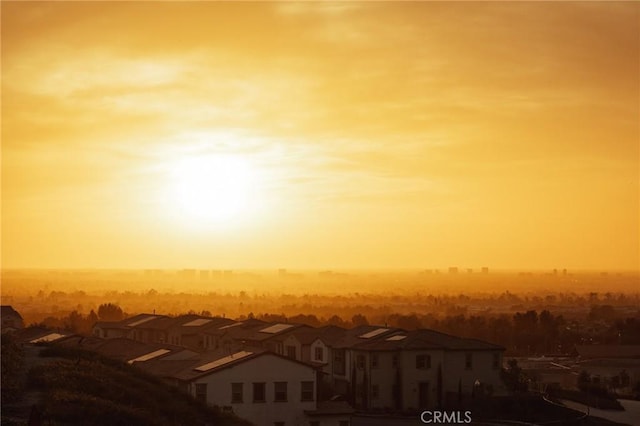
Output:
left=128, top=327, right=169, bottom=344
left=181, top=333, right=205, bottom=351
left=190, top=353, right=317, bottom=426
left=367, top=351, right=399, bottom=410
left=399, top=349, right=446, bottom=411
left=300, top=343, right=311, bottom=363
left=441, top=350, right=503, bottom=398
left=348, top=349, right=504, bottom=411
left=326, top=346, right=352, bottom=396
left=282, top=335, right=303, bottom=361
left=310, top=340, right=329, bottom=365
left=93, top=326, right=129, bottom=339
left=1, top=313, right=24, bottom=330
left=167, top=328, right=182, bottom=346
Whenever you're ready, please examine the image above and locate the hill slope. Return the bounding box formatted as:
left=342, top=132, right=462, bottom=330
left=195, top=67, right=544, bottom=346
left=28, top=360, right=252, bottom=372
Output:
left=3, top=340, right=252, bottom=426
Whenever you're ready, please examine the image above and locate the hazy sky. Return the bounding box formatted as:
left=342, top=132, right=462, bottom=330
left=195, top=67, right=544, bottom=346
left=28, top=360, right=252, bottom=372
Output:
left=2, top=2, right=638, bottom=270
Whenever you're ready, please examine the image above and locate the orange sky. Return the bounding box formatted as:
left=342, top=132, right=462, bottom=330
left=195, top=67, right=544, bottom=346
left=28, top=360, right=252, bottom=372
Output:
left=2, top=2, right=639, bottom=270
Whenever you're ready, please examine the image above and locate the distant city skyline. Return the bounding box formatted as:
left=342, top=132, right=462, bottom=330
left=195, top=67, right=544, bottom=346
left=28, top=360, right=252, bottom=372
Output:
left=2, top=2, right=638, bottom=272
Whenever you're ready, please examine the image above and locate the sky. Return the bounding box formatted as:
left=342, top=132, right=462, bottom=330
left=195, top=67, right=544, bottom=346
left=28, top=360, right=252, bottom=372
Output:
left=2, top=1, right=639, bottom=271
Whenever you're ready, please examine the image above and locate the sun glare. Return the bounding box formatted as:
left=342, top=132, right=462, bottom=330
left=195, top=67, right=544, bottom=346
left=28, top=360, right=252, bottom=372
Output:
left=166, top=155, right=255, bottom=226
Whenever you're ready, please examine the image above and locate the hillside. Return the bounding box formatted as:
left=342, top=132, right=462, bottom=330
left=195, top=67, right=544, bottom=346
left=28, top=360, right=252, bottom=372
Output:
left=1, top=338, right=252, bottom=426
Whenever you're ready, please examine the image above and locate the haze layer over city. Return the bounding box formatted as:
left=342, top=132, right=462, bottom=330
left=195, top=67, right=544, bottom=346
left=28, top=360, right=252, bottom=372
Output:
left=2, top=2, right=638, bottom=275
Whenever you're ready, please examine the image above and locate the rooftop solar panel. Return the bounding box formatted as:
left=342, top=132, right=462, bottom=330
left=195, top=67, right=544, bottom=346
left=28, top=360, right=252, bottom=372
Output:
left=128, top=316, right=157, bottom=327
left=386, top=335, right=407, bottom=341
left=359, top=328, right=390, bottom=339
left=30, top=333, right=66, bottom=343
left=259, top=323, right=294, bottom=334
left=219, top=322, right=243, bottom=329
left=127, top=349, right=171, bottom=364
left=194, top=351, right=253, bottom=372
left=183, top=318, right=212, bottom=327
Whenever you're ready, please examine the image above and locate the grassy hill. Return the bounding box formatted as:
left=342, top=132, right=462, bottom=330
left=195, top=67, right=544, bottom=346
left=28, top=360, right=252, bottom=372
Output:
left=2, top=339, right=252, bottom=426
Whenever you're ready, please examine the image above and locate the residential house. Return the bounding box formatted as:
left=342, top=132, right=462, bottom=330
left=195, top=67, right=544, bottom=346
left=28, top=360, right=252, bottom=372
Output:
left=92, top=313, right=169, bottom=340
left=573, top=345, right=640, bottom=394
left=165, top=315, right=235, bottom=350
left=138, top=347, right=345, bottom=426
left=217, top=320, right=312, bottom=356
left=336, top=327, right=505, bottom=411
left=1, top=305, right=24, bottom=332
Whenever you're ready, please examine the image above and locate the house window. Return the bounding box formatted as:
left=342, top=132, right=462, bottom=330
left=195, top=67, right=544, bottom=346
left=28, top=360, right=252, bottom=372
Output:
left=314, top=346, right=324, bottom=362
left=370, top=354, right=379, bottom=369
left=253, top=382, right=266, bottom=402
left=231, top=383, right=243, bottom=403
left=392, top=354, right=399, bottom=368
left=301, top=381, right=314, bottom=401
left=274, top=382, right=288, bottom=402
left=372, top=384, right=379, bottom=399
left=286, top=345, right=297, bottom=359
left=492, top=353, right=500, bottom=370
left=195, top=383, right=207, bottom=402
left=465, top=353, right=473, bottom=370
left=356, top=354, right=365, bottom=369
left=416, top=354, right=431, bottom=369
left=333, top=349, right=346, bottom=375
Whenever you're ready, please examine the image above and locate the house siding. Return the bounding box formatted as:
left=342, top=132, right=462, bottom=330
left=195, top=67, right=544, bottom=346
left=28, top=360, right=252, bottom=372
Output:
left=189, top=353, right=317, bottom=426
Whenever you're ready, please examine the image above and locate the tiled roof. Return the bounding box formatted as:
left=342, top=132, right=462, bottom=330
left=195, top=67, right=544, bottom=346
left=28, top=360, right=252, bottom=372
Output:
left=138, top=346, right=319, bottom=382
left=54, top=335, right=105, bottom=350
left=350, top=328, right=503, bottom=351
left=405, top=329, right=504, bottom=351
left=219, top=320, right=307, bottom=342
left=94, top=321, right=129, bottom=330
left=0, top=305, right=22, bottom=319
left=287, top=325, right=347, bottom=345
left=92, top=338, right=186, bottom=362
left=13, top=326, right=71, bottom=343
left=334, top=325, right=400, bottom=348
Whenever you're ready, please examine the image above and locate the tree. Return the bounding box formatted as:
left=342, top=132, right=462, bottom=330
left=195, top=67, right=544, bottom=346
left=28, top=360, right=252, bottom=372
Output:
left=577, top=370, right=591, bottom=392
left=502, top=359, right=527, bottom=392
left=97, top=303, right=124, bottom=321
left=327, top=315, right=346, bottom=327
left=351, top=314, right=369, bottom=327
left=87, top=310, right=99, bottom=327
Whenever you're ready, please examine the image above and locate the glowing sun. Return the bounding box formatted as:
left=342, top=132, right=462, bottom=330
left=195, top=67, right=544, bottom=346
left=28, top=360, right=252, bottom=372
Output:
left=167, top=154, right=255, bottom=225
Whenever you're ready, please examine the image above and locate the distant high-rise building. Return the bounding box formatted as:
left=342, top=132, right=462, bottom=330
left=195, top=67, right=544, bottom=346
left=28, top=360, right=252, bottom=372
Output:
left=448, top=267, right=458, bottom=274
left=481, top=267, right=489, bottom=274
left=180, top=269, right=197, bottom=279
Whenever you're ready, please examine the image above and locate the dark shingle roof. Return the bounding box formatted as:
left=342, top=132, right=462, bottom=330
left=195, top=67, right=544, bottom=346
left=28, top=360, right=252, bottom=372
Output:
left=92, top=338, right=186, bottom=362
left=350, top=328, right=504, bottom=352
left=1, top=305, right=23, bottom=319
